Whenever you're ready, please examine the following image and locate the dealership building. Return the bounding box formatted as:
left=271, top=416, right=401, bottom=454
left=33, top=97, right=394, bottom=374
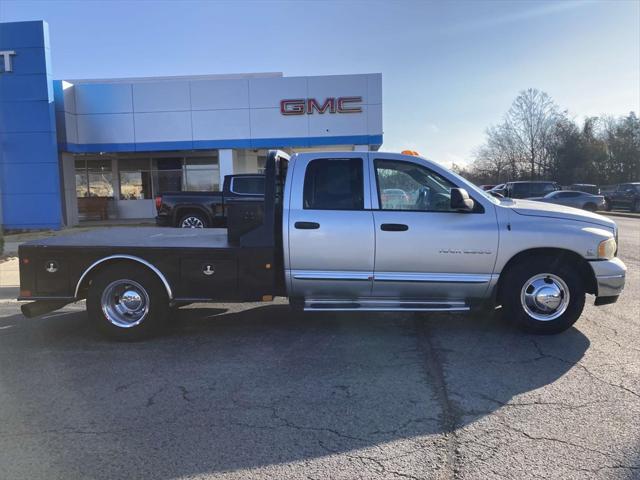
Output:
left=0, top=20, right=383, bottom=230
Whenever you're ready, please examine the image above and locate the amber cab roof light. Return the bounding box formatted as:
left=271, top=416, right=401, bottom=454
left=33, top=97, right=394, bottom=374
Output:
left=401, top=150, right=421, bottom=157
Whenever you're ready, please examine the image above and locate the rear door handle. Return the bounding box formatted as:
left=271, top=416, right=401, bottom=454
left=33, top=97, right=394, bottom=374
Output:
left=380, top=223, right=409, bottom=232
left=295, top=221, right=320, bottom=230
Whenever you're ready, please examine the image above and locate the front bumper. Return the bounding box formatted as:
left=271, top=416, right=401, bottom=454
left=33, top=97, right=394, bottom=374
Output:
left=589, top=257, right=626, bottom=299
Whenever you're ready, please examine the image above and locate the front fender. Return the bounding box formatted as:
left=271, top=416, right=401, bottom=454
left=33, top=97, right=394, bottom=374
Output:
left=494, top=213, right=614, bottom=273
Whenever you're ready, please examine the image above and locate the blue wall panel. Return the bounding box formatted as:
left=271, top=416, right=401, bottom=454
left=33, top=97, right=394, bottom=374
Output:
left=1, top=193, right=63, bottom=229
left=0, top=21, right=48, bottom=48
left=0, top=20, right=62, bottom=230
left=0, top=132, right=57, bottom=162
left=0, top=74, right=51, bottom=101
left=0, top=100, right=56, bottom=132
left=1, top=163, right=61, bottom=194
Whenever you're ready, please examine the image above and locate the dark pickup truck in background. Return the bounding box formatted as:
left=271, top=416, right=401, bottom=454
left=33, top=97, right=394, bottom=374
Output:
left=603, top=182, right=640, bottom=212
left=155, top=174, right=264, bottom=228
left=495, top=181, right=562, bottom=199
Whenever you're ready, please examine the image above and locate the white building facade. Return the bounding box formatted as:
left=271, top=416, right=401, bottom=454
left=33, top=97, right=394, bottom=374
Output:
left=55, top=72, right=383, bottom=224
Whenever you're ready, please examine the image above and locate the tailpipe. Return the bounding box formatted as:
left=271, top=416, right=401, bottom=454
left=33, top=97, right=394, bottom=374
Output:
left=21, top=301, right=70, bottom=318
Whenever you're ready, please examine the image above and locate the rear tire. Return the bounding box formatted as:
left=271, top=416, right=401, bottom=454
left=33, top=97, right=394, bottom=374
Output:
left=500, top=256, right=585, bottom=334
left=87, top=264, right=169, bottom=340
left=178, top=213, right=208, bottom=228
left=604, top=199, right=612, bottom=211
left=632, top=199, right=640, bottom=213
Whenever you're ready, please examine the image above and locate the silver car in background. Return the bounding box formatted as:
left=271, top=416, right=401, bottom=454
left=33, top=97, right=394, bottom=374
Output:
left=530, top=190, right=606, bottom=211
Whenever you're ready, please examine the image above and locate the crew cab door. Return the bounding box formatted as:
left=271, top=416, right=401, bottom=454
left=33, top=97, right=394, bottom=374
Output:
left=370, top=155, right=499, bottom=301
left=287, top=153, right=374, bottom=299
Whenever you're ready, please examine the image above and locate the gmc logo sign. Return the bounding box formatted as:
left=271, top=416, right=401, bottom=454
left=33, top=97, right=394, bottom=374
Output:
left=280, top=97, right=362, bottom=115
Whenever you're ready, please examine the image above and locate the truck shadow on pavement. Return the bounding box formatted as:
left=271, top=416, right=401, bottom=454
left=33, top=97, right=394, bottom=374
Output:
left=0, top=304, right=590, bottom=478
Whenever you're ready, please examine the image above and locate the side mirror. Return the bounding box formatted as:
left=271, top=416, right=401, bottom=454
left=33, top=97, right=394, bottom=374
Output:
left=450, top=188, right=475, bottom=212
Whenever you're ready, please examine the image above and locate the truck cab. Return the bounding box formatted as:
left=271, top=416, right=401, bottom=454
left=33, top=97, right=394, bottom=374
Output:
left=284, top=151, right=497, bottom=309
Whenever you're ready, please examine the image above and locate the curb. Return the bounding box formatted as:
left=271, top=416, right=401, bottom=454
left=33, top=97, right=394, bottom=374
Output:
left=603, top=211, right=640, bottom=220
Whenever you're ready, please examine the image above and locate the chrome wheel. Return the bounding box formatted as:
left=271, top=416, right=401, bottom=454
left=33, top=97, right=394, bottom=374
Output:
left=520, top=273, right=570, bottom=322
left=101, top=279, right=150, bottom=328
left=181, top=216, right=204, bottom=228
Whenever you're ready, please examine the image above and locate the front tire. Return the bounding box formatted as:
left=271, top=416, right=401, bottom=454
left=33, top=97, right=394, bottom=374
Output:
left=632, top=199, right=640, bottom=213
left=583, top=202, right=597, bottom=212
left=500, top=257, right=585, bottom=334
left=87, top=264, right=169, bottom=340
left=604, top=199, right=613, bottom=211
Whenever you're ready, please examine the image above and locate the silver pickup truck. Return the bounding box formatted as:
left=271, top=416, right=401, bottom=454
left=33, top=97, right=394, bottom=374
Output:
left=18, top=150, right=626, bottom=339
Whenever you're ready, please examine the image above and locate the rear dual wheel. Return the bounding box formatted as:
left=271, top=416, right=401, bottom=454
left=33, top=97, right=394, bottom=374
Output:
left=87, top=264, right=169, bottom=340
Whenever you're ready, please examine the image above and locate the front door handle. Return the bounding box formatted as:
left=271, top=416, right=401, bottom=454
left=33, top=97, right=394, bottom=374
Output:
left=295, top=221, right=320, bottom=230
left=380, top=223, right=409, bottom=232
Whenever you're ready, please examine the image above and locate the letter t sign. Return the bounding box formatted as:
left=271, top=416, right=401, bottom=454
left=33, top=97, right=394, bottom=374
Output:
left=0, top=51, right=16, bottom=73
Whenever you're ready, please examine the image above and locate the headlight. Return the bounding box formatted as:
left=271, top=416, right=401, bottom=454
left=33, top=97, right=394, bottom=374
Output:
left=598, top=237, right=617, bottom=259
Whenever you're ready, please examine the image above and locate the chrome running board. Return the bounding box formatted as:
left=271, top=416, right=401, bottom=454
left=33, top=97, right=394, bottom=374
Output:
left=303, top=299, right=470, bottom=312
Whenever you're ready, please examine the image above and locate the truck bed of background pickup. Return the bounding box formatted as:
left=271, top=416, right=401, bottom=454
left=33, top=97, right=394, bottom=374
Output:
left=155, top=174, right=264, bottom=228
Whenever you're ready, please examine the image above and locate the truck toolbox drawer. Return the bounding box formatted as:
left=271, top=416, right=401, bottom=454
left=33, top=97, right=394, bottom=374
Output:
left=34, top=256, right=71, bottom=295
left=179, top=257, right=238, bottom=299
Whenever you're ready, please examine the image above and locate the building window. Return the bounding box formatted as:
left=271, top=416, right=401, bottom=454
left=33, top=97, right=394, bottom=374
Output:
left=257, top=155, right=267, bottom=174
left=75, top=158, right=114, bottom=198
left=183, top=157, right=219, bottom=192
left=150, top=155, right=219, bottom=194
left=153, top=158, right=183, bottom=194
left=119, top=159, right=152, bottom=200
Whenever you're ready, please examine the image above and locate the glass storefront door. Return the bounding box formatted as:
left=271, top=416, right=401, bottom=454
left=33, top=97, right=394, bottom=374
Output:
left=74, top=158, right=115, bottom=221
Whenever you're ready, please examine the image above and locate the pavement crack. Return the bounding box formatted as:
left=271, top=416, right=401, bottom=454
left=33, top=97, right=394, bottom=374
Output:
left=503, top=423, right=626, bottom=464
left=415, top=317, right=460, bottom=480
left=476, top=393, right=606, bottom=411
left=145, top=384, right=167, bottom=408
left=271, top=408, right=366, bottom=442
left=530, top=339, right=640, bottom=399
left=366, top=416, right=431, bottom=436
left=178, top=385, right=192, bottom=402
left=320, top=441, right=422, bottom=480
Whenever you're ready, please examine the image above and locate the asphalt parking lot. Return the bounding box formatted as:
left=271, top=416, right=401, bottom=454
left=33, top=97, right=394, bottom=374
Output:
left=0, top=217, right=638, bottom=479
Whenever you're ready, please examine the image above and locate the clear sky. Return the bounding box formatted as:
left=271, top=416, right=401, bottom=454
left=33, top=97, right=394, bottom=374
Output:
left=2, top=0, right=638, bottom=166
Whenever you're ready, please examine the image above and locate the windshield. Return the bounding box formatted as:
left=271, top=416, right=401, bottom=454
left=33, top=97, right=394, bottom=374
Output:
left=444, top=167, right=501, bottom=205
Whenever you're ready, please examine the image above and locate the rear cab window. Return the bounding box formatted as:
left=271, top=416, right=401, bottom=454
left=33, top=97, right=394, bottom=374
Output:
left=231, top=176, right=265, bottom=195
left=303, top=158, right=364, bottom=210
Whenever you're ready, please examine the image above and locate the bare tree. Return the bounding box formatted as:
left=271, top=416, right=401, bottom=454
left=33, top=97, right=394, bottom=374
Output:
left=468, top=88, right=636, bottom=186
left=504, top=88, right=560, bottom=179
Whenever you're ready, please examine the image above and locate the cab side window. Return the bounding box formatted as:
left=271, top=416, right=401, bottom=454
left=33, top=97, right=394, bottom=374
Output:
left=375, top=159, right=456, bottom=212
left=303, top=158, right=364, bottom=210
